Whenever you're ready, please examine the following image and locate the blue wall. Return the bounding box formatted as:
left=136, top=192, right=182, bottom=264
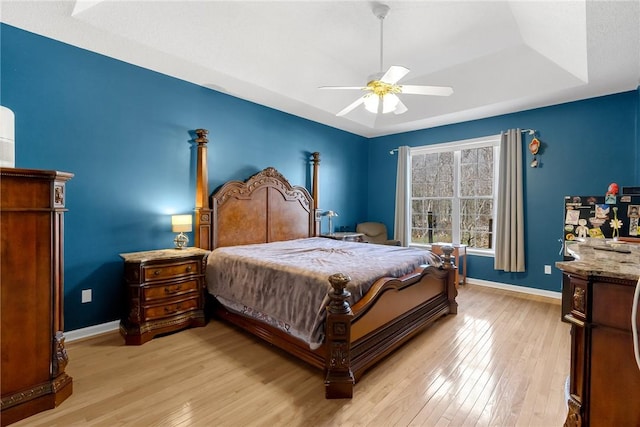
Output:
left=2, top=23, right=639, bottom=330
left=1, top=24, right=368, bottom=331
left=368, top=91, right=640, bottom=292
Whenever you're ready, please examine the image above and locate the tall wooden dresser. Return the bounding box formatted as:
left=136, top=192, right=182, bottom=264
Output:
left=0, top=168, right=74, bottom=426
left=557, top=240, right=640, bottom=427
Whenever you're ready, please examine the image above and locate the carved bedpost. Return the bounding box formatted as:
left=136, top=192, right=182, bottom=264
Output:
left=311, top=152, right=321, bottom=236
left=439, top=246, right=458, bottom=314
left=194, top=129, right=212, bottom=250
left=324, top=273, right=355, bottom=399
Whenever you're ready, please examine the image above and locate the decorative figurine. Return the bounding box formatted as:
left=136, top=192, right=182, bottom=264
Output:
left=528, top=137, right=540, bottom=168
left=610, top=206, right=622, bottom=239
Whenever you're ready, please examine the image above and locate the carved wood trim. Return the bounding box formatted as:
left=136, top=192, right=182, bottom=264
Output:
left=51, top=331, right=69, bottom=377
left=564, top=398, right=582, bottom=427
left=325, top=273, right=355, bottom=399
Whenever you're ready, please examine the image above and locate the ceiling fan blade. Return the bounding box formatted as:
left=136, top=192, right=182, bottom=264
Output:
left=394, top=98, right=408, bottom=115
left=400, top=85, right=454, bottom=96
left=336, top=96, right=366, bottom=116
left=319, top=86, right=367, bottom=90
left=380, top=66, right=410, bottom=84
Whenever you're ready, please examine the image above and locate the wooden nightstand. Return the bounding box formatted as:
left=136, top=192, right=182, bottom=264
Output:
left=321, top=232, right=365, bottom=242
left=119, top=247, right=210, bottom=345
left=431, top=243, right=467, bottom=286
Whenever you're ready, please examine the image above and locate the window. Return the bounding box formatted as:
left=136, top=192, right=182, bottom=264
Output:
left=410, top=135, right=500, bottom=251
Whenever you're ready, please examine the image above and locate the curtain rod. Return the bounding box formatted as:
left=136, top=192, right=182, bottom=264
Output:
left=390, top=129, right=536, bottom=155
left=500, top=129, right=537, bottom=135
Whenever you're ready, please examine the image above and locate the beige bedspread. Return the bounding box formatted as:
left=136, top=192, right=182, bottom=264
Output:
left=206, top=237, right=440, bottom=348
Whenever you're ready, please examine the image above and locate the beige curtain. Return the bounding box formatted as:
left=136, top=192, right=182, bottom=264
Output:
left=494, top=129, right=526, bottom=272
left=393, top=146, right=410, bottom=246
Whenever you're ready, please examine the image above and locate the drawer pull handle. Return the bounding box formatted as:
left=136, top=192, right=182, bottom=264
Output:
left=164, top=304, right=182, bottom=314
left=153, top=270, right=161, bottom=276
left=164, top=284, right=182, bottom=294
left=186, top=266, right=192, bottom=273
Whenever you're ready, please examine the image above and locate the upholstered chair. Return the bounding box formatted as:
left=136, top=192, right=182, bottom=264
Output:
left=356, top=222, right=401, bottom=246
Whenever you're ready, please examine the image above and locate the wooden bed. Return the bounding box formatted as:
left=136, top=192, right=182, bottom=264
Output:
left=192, top=129, right=457, bottom=398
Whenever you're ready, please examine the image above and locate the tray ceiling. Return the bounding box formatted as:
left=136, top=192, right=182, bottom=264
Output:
left=2, top=1, right=639, bottom=137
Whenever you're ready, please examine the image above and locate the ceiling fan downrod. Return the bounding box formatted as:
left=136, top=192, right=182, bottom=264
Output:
left=373, top=4, right=390, bottom=74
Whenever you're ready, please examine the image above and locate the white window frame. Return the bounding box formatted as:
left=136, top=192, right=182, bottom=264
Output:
left=409, top=134, right=501, bottom=256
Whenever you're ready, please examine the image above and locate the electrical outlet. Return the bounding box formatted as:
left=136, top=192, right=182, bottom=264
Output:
left=81, top=289, right=92, bottom=303
left=544, top=265, right=552, bottom=275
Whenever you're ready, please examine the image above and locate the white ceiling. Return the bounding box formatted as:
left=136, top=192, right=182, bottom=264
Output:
left=2, top=0, right=639, bottom=138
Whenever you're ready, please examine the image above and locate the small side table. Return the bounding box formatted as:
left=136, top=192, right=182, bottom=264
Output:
left=431, top=243, right=467, bottom=286
left=321, top=232, right=365, bottom=242
left=119, top=247, right=210, bottom=345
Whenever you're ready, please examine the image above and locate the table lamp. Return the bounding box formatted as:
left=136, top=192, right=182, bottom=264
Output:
left=323, top=210, right=338, bottom=235
left=171, top=214, right=192, bottom=249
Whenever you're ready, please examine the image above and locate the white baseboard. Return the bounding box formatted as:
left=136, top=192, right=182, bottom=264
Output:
left=468, top=277, right=562, bottom=300
left=65, top=320, right=120, bottom=342
left=63, top=280, right=560, bottom=343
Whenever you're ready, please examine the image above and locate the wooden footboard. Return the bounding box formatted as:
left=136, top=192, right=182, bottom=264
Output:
left=324, top=246, right=456, bottom=398
left=208, top=247, right=457, bottom=399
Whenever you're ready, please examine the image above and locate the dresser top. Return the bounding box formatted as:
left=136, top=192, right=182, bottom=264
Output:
left=1, top=167, right=73, bottom=180
left=556, top=239, right=640, bottom=281
left=120, top=247, right=210, bottom=262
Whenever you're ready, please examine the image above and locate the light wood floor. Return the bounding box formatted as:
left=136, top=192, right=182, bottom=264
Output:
left=13, top=285, right=570, bottom=427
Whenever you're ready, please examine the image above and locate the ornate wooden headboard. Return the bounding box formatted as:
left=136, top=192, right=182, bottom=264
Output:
left=193, top=129, right=320, bottom=250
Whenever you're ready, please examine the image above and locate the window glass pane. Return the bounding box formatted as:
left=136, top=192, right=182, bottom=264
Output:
left=476, top=179, right=493, bottom=196
left=460, top=199, right=494, bottom=248
left=410, top=137, right=498, bottom=250
left=430, top=199, right=452, bottom=242
left=461, top=148, right=477, bottom=164
left=460, top=164, right=477, bottom=194
left=412, top=183, right=428, bottom=198
left=411, top=198, right=450, bottom=244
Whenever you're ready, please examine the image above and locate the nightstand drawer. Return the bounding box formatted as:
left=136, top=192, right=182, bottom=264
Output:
left=143, top=296, right=200, bottom=321
left=143, top=261, right=199, bottom=282
left=143, top=279, right=200, bottom=302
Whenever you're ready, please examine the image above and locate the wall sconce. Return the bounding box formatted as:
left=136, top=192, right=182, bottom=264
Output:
left=322, top=210, right=338, bottom=235
left=171, top=214, right=192, bottom=249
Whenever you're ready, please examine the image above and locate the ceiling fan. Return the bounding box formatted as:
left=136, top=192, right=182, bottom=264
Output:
left=320, top=3, right=453, bottom=117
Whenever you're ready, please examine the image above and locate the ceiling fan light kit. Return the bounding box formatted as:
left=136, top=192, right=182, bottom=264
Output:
left=320, top=3, right=453, bottom=117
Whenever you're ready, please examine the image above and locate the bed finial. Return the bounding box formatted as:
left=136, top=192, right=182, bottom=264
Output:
left=439, top=245, right=455, bottom=269
left=327, top=273, right=351, bottom=314
left=195, top=128, right=211, bottom=250
left=195, top=128, right=208, bottom=144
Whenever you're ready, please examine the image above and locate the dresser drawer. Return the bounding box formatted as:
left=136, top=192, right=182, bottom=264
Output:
left=143, top=260, right=200, bottom=282
left=143, top=279, right=200, bottom=302
left=143, top=296, right=200, bottom=321
left=592, top=281, right=635, bottom=329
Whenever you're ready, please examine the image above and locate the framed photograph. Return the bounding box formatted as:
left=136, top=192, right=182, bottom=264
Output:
left=628, top=205, right=639, bottom=218
left=565, top=209, right=580, bottom=225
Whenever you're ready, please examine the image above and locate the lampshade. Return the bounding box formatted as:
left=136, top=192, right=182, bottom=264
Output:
left=363, top=94, right=399, bottom=114
left=364, top=95, right=379, bottom=114
left=323, top=210, right=338, bottom=218
left=171, top=214, right=192, bottom=233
